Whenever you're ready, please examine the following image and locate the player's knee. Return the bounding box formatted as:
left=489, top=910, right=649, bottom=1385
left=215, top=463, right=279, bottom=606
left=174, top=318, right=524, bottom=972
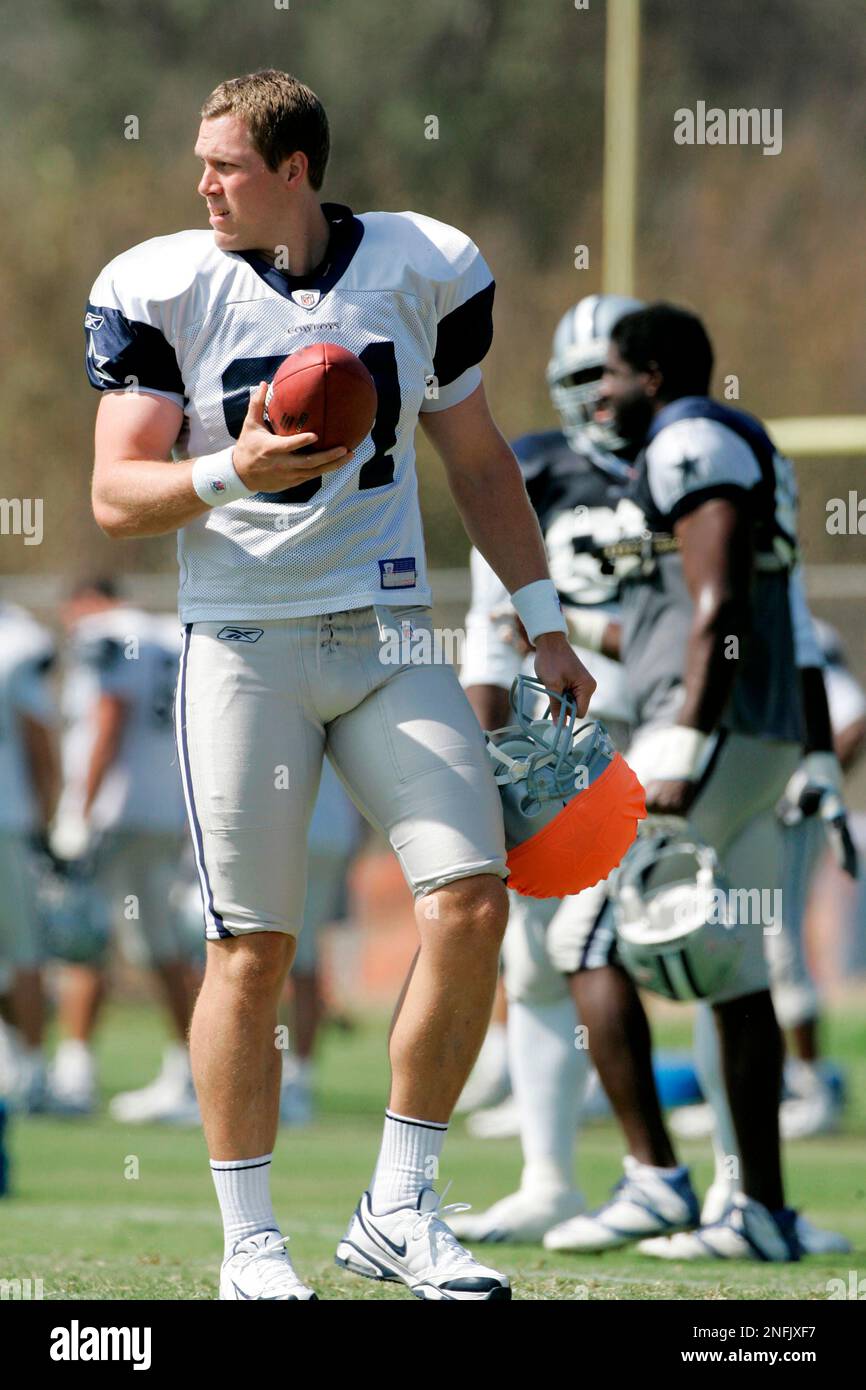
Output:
left=421, top=874, right=509, bottom=951
left=207, top=931, right=295, bottom=998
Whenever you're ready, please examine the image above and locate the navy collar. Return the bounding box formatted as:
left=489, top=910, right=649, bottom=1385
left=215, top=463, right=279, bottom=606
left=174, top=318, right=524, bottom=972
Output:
left=237, top=203, right=364, bottom=301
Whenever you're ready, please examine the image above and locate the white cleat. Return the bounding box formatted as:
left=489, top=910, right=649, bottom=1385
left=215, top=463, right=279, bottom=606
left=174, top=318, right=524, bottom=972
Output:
left=698, top=1184, right=850, bottom=1257
left=637, top=1192, right=800, bottom=1262
left=778, top=1084, right=839, bottom=1139
left=335, top=1187, right=511, bottom=1300
left=110, top=1045, right=200, bottom=1125
left=48, top=1041, right=97, bottom=1116
left=279, top=1079, right=313, bottom=1127
left=795, top=1215, right=851, bottom=1255
left=450, top=1186, right=586, bottom=1244
left=543, top=1156, right=700, bottom=1253
left=8, top=1051, right=50, bottom=1114
left=220, top=1230, right=318, bottom=1300
left=465, top=1095, right=521, bottom=1139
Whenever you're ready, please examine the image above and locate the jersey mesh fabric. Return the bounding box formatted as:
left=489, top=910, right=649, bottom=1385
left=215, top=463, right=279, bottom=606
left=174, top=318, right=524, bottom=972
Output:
left=86, top=210, right=494, bottom=621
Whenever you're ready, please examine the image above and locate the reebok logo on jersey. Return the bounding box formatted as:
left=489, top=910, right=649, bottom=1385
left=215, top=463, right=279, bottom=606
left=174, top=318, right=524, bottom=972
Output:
left=379, top=557, right=417, bottom=589
left=217, top=626, right=264, bottom=643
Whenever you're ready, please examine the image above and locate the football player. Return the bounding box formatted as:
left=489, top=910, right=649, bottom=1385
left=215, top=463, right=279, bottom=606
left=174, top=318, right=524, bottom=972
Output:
left=643, top=564, right=851, bottom=1257
left=0, top=603, right=60, bottom=1112
left=670, top=604, right=863, bottom=1150
left=452, top=294, right=641, bottom=1240
left=540, top=303, right=812, bottom=1261
left=51, top=580, right=196, bottom=1121
left=85, top=70, right=594, bottom=1300
left=772, top=617, right=864, bottom=1140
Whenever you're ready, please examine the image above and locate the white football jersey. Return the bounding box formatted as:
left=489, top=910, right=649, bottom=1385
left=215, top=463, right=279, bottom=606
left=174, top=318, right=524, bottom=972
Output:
left=0, top=605, right=56, bottom=832
left=59, top=608, right=186, bottom=833
left=86, top=204, right=495, bottom=621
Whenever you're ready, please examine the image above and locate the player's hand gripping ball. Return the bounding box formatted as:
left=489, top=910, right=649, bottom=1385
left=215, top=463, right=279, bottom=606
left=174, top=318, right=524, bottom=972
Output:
left=264, top=343, right=378, bottom=452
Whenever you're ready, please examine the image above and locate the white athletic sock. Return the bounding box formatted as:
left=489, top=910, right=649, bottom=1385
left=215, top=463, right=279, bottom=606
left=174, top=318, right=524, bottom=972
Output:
left=369, top=1110, right=448, bottom=1212
left=210, top=1154, right=279, bottom=1255
left=508, top=997, right=587, bottom=1193
left=629, top=1157, right=686, bottom=1179
left=692, top=1002, right=741, bottom=1194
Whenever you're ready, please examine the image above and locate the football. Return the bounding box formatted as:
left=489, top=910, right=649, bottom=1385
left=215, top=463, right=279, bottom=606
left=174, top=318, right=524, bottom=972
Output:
left=264, top=342, right=378, bottom=452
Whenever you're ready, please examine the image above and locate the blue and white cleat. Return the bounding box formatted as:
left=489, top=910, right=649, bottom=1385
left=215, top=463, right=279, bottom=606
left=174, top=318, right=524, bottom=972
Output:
left=543, top=1155, right=700, bottom=1252
left=335, top=1187, right=511, bottom=1300
left=637, top=1192, right=800, bottom=1261
left=220, top=1230, right=318, bottom=1300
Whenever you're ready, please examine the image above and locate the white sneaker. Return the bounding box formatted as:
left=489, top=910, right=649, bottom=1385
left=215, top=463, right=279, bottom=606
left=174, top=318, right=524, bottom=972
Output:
left=466, top=1094, right=520, bottom=1139
left=455, top=1023, right=511, bottom=1114
left=795, top=1215, right=851, bottom=1255
left=9, top=1050, right=49, bottom=1114
left=335, top=1187, right=511, bottom=1300
left=220, top=1230, right=317, bottom=1300
left=279, top=1056, right=313, bottom=1127
left=279, top=1079, right=313, bottom=1127
left=543, top=1156, right=700, bottom=1253
left=110, top=1045, right=199, bottom=1125
left=669, top=1102, right=715, bottom=1140
left=449, top=1186, right=585, bottom=1244
left=49, top=1041, right=97, bottom=1115
left=637, top=1193, right=799, bottom=1261
left=780, top=1064, right=841, bottom=1140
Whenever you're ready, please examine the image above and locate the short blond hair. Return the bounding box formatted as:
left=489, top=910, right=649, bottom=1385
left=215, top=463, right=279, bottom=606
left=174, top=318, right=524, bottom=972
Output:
left=201, top=69, right=330, bottom=190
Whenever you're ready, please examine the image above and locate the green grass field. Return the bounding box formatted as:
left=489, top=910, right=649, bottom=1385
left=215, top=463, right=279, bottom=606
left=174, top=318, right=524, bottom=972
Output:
left=4, top=1002, right=865, bottom=1300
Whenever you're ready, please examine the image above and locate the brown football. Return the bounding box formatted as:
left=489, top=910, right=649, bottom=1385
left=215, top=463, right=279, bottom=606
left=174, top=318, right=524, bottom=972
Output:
left=264, top=342, right=378, bottom=452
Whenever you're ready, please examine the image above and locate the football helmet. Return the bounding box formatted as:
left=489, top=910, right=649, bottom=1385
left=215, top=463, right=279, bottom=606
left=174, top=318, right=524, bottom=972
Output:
left=547, top=294, right=643, bottom=452
left=612, top=830, right=744, bottom=1001
left=485, top=675, right=645, bottom=898
left=36, top=859, right=111, bottom=965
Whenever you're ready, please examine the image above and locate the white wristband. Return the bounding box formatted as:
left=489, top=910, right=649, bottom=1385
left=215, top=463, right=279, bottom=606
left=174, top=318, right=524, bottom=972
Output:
left=511, top=579, right=568, bottom=642
left=191, top=447, right=252, bottom=507
left=642, top=725, right=711, bottom=781
left=562, top=604, right=610, bottom=654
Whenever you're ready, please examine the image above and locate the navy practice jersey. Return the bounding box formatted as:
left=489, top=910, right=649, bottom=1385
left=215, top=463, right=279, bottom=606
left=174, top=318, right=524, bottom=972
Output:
left=461, top=429, right=635, bottom=724
left=618, top=396, right=802, bottom=742
left=85, top=204, right=495, bottom=621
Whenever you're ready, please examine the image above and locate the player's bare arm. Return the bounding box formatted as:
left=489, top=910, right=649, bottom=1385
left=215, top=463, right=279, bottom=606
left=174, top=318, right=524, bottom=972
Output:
left=20, top=713, right=61, bottom=827
left=82, top=691, right=128, bottom=818
left=643, top=496, right=752, bottom=815
left=92, top=384, right=350, bottom=539
left=421, top=383, right=596, bottom=713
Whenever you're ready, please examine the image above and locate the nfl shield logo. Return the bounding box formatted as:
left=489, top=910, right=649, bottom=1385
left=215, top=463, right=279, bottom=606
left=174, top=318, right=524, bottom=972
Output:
left=291, top=289, right=321, bottom=311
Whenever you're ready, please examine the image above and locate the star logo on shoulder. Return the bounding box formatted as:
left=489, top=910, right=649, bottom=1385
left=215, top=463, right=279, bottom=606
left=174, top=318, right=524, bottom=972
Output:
left=87, top=332, right=114, bottom=385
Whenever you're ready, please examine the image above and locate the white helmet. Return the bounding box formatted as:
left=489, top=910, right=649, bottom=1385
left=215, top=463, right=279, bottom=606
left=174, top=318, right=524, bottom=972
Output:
left=612, top=830, right=744, bottom=1001
left=37, top=862, right=112, bottom=965
left=485, top=676, right=645, bottom=899
left=547, top=294, right=643, bottom=451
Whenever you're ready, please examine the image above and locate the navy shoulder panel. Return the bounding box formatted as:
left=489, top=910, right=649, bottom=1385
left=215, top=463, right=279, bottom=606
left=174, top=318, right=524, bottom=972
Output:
left=85, top=303, right=184, bottom=396
left=648, top=396, right=774, bottom=466
left=432, top=281, right=495, bottom=388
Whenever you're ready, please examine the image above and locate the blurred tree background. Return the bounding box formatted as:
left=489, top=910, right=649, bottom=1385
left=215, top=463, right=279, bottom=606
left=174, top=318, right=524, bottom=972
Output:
left=0, top=0, right=863, bottom=580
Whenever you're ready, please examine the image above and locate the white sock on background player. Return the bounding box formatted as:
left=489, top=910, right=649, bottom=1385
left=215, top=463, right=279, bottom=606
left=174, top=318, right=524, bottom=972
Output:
left=211, top=1154, right=279, bottom=1254
left=509, top=997, right=587, bottom=1192
left=369, top=1111, right=448, bottom=1211
left=692, top=1002, right=740, bottom=1205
